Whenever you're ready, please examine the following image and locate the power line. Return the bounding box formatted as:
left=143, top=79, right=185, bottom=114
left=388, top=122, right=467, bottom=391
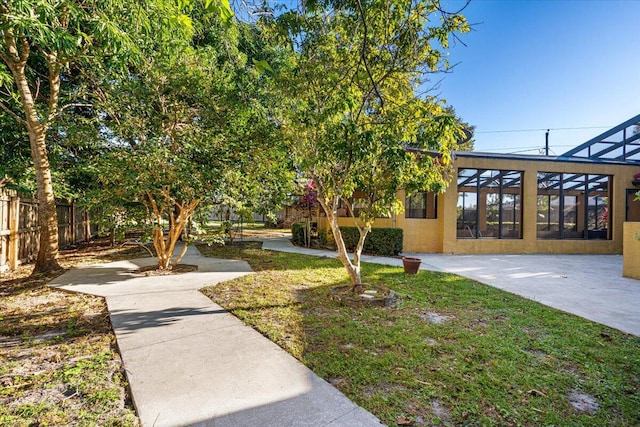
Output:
left=478, top=143, right=576, bottom=152
left=476, top=125, right=612, bottom=134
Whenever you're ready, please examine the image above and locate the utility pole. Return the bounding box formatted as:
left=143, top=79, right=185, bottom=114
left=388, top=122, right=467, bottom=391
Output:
left=545, top=129, right=550, bottom=156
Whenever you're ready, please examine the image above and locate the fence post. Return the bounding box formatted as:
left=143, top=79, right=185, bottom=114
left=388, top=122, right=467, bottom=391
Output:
left=84, top=209, right=91, bottom=242
left=70, top=201, right=76, bottom=243
left=8, top=194, right=20, bottom=270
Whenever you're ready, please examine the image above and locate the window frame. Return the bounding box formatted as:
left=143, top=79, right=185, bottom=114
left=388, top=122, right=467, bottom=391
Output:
left=456, top=169, right=523, bottom=239
left=405, top=191, right=437, bottom=219
left=536, top=172, right=611, bottom=240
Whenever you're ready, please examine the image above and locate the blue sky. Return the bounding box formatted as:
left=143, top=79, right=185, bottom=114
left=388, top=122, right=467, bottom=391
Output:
left=437, top=0, right=640, bottom=155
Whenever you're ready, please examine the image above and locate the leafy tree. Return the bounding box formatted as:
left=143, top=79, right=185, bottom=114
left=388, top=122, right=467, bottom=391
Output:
left=0, top=1, right=154, bottom=272
left=89, top=47, right=223, bottom=268
left=87, top=12, right=293, bottom=270
left=0, top=0, right=232, bottom=273
left=446, top=107, right=475, bottom=151
left=0, top=109, right=31, bottom=189
left=268, top=0, right=469, bottom=287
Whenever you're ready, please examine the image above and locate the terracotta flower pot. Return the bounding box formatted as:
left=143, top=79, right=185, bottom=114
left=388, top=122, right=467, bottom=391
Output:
left=402, top=256, right=421, bottom=274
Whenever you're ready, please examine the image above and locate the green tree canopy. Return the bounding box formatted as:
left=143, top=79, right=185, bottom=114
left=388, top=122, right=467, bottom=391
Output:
left=267, top=0, right=470, bottom=286
left=0, top=0, right=193, bottom=272
left=85, top=12, right=293, bottom=269
left=0, top=0, right=248, bottom=272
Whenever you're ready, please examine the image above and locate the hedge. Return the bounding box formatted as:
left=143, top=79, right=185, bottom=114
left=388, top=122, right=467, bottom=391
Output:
left=291, top=222, right=306, bottom=245
left=324, top=226, right=403, bottom=256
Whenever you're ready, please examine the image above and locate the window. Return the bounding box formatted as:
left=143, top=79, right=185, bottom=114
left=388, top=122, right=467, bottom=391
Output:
left=336, top=192, right=391, bottom=218
left=626, top=189, right=640, bottom=222
left=405, top=192, right=437, bottom=219
left=537, top=172, right=611, bottom=240
left=456, top=169, right=522, bottom=239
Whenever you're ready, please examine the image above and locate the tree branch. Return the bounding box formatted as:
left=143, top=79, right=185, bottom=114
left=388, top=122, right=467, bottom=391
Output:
left=340, top=196, right=356, bottom=218
left=59, top=102, right=93, bottom=113
left=0, top=176, right=13, bottom=188
left=0, top=100, right=27, bottom=126
left=435, top=0, right=470, bottom=48
left=0, top=49, right=10, bottom=65
left=18, top=37, right=29, bottom=64
left=435, top=0, right=471, bottom=15
left=45, top=52, right=61, bottom=124
left=120, top=240, right=155, bottom=258
left=354, top=0, right=383, bottom=109
left=1, top=28, right=26, bottom=66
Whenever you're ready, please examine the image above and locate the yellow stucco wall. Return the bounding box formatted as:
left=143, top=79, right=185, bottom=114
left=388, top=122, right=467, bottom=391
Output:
left=315, top=155, right=640, bottom=255
left=316, top=201, right=442, bottom=253
left=623, top=222, right=640, bottom=279
left=392, top=190, right=442, bottom=252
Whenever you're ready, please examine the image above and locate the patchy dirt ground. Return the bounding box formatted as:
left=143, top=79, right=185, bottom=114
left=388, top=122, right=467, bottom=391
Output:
left=229, top=227, right=290, bottom=240
left=0, top=240, right=147, bottom=426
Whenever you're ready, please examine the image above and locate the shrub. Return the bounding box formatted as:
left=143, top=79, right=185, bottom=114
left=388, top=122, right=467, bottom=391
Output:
left=292, top=222, right=319, bottom=246
left=363, top=227, right=403, bottom=256
left=325, top=226, right=403, bottom=256
left=291, top=223, right=306, bottom=245
left=318, top=228, right=332, bottom=247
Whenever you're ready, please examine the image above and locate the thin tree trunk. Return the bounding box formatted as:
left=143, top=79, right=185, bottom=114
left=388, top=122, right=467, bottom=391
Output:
left=318, top=197, right=362, bottom=287
left=352, top=225, right=370, bottom=270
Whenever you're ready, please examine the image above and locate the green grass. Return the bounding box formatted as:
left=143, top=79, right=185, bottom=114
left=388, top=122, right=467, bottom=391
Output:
left=199, top=243, right=640, bottom=426
left=205, top=220, right=276, bottom=230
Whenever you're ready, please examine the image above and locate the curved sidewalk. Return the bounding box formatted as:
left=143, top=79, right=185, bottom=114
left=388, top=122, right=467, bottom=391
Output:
left=262, top=237, right=640, bottom=337
left=48, top=245, right=382, bottom=427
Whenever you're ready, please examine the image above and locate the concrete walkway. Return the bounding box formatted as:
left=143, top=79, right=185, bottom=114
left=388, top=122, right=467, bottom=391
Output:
left=262, top=237, right=640, bottom=337
left=49, top=245, right=382, bottom=427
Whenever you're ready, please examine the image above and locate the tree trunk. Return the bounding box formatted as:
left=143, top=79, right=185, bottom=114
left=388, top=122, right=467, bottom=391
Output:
left=318, top=197, right=362, bottom=287
left=147, top=192, right=200, bottom=270
left=304, top=216, right=311, bottom=247
left=30, top=127, right=61, bottom=273
left=2, top=33, right=61, bottom=273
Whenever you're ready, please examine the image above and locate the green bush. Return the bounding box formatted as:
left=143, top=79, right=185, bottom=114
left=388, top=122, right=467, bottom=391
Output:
left=318, top=228, right=330, bottom=246
left=327, top=226, right=403, bottom=256
left=363, top=227, right=403, bottom=256
left=292, top=223, right=306, bottom=245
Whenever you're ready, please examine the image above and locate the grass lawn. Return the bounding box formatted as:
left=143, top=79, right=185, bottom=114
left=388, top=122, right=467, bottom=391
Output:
left=0, top=240, right=144, bottom=426
left=199, top=242, right=640, bottom=426
left=203, top=221, right=290, bottom=240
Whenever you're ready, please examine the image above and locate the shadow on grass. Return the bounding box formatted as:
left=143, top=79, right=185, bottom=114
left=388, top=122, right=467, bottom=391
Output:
left=0, top=295, right=112, bottom=344
left=1, top=239, right=150, bottom=297
left=0, top=268, right=70, bottom=296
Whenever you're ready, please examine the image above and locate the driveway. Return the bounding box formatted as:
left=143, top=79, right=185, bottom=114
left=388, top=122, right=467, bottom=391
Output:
left=404, top=253, right=640, bottom=337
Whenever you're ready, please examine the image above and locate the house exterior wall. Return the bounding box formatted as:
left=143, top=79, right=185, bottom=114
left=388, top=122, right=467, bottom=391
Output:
left=443, top=156, right=638, bottom=255
left=623, top=222, right=640, bottom=278
left=316, top=155, right=640, bottom=255
left=316, top=191, right=444, bottom=253
left=393, top=190, right=443, bottom=252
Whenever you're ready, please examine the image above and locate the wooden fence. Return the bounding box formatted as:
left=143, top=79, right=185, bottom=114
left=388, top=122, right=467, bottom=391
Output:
left=0, top=189, right=97, bottom=272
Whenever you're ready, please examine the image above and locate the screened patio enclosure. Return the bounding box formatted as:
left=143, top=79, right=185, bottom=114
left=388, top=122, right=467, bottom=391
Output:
left=536, top=173, right=611, bottom=240
left=442, top=115, right=639, bottom=253
left=456, top=169, right=522, bottom=239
